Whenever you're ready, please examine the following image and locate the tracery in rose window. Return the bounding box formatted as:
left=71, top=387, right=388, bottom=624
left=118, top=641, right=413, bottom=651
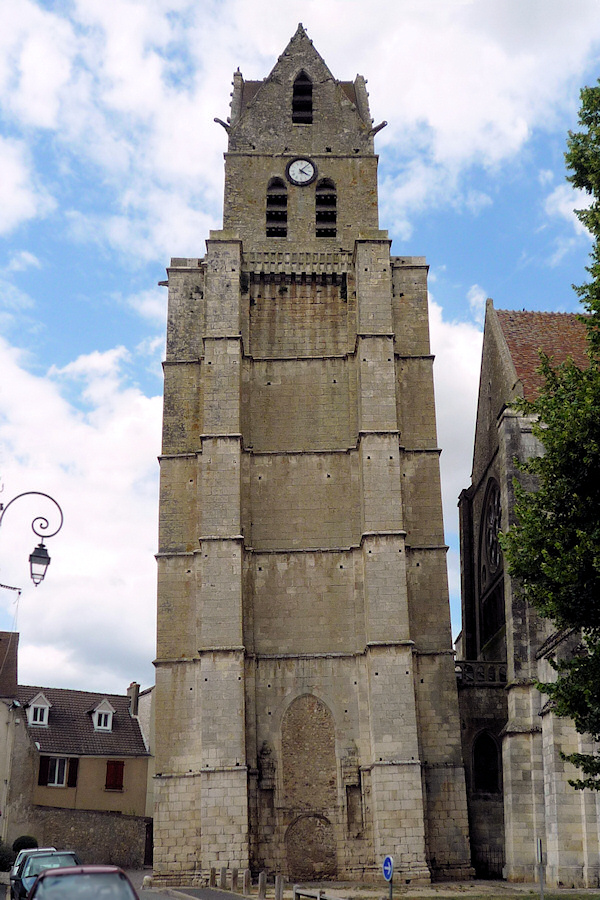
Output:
left=478, top=478, right=505, bottom=649
left=485, top=481, right=502, bottom=573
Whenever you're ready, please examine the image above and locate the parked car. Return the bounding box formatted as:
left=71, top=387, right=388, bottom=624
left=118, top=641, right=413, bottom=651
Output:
left=28, top=865, right=140, bottom=900
left=10, top=849, right=56, bottom=879
left=11, top=851, right=80, bottom=900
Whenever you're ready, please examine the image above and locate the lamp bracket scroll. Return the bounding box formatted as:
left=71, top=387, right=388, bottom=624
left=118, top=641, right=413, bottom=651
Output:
left=0, top=492, right=64, bottom=586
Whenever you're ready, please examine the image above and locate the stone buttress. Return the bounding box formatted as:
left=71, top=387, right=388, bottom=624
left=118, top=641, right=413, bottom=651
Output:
left=154, top=25, right=472, bottom=885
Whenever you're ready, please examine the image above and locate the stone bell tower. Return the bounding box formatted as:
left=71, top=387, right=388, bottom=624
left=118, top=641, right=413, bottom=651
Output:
left=154, top=24, right=472, bottom=885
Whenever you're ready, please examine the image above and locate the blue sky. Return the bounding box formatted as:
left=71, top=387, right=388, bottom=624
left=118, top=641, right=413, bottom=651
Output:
left=1, top=0, right=599, bottom=692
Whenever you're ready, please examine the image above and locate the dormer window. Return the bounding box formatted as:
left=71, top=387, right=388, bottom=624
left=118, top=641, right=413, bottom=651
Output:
left=292, top=71, right=312, bottom=124
left=32, top=705, right=48, bottom=726
left=92, top=699, right=115, bottom=732
left=27, top=693, right=51, bottom=727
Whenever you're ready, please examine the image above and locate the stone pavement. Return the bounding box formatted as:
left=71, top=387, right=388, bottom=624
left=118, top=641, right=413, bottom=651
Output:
left=126, top=874, right=600, bottom=900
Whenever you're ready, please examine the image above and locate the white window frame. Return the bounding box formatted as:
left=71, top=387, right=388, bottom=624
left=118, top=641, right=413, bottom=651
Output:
left=47, top=757, right=67, bottom=787
left=96, top=711, right=111, bottom=730
left=31, top=705, right=48, bottom=726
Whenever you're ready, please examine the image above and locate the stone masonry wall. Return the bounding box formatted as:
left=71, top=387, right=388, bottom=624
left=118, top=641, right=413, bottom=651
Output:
left=25, top=806, right=147, bottom=869
left=246, top=452, right=359, bottom=549
left=156, top=27, right=472, bottom=881
left=243, top=357, right=356, bottom=452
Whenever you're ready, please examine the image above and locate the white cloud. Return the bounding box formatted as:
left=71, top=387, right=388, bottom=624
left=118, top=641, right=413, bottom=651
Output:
left=0, top=280, right=34, bottom=312
left=467, top=285, right=488, bottom=325
left=0, top=137, right=55, bottom=234
left=4, top=251, right=41, bottom=273
left=429, top=299, right=483, bottom=633
left=544, top=182, right=592, bottom=236
left=0, top=337, right=161, bottom=692
left=548, top=236, right=580, bottom=268
left=0, top=0, right=75, bottom=129
left=2, top=1, right=600, bottom=252
left=126, top=288, right=167, bottom=325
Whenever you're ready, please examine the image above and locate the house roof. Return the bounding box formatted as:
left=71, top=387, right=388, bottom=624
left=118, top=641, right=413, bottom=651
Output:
left=496, top=309, right=589, bottom=399
left=17, top=685, right=148, bottom=757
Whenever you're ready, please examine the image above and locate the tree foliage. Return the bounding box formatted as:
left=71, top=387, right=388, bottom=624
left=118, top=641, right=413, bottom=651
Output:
left=501, top=80, right=600, bottom=789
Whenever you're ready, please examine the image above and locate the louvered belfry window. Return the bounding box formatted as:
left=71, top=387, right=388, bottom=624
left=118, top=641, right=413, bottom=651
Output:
left=292, top=71, right=313, bottom=124
left=266, top=178, right=288, bottom=237
left=316, top=179, right=337, bottom=237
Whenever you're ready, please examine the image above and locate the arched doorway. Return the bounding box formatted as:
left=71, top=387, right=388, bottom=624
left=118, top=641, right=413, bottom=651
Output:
left=285, top=814, right=336, bottom=880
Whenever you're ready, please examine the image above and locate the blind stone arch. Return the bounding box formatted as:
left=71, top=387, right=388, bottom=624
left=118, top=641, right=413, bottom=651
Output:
left=281, top=693, right=337, bottom=809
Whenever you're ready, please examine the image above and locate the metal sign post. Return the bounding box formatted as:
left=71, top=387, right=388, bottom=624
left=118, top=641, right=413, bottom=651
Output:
left=382, top=855, right=394, bottom=900
left=537, top=838, right=545, bottom=900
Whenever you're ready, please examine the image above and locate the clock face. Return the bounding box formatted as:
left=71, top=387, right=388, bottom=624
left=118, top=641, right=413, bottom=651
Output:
left=286, top=158, right=317, bottom=186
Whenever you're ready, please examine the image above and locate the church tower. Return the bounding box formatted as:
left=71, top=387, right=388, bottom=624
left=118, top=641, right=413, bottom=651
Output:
left=154, top=25, right=472, bottom=884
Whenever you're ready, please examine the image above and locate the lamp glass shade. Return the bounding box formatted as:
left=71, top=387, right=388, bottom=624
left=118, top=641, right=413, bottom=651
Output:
left=29, top=542, right=51, bottom=586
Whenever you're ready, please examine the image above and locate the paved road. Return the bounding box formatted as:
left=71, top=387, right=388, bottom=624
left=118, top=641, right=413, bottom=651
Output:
left=128, top=870, right=241, bottom=900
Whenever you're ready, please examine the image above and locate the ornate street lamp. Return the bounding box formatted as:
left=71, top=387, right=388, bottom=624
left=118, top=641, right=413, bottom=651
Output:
left=0, top=492, right=63, bottom=586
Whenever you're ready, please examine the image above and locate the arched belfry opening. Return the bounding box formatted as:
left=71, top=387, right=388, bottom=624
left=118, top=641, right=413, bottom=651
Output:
left=266, top=177, right=288, bottom=237
left=316, top=178, right=337, bottom=237
left=292, top=71, right=313, bottom=124
left=281, top=695, right=338, bottom=879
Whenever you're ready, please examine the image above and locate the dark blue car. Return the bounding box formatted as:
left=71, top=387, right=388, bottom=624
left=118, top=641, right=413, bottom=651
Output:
left=11, top=851, right=81, bottom=900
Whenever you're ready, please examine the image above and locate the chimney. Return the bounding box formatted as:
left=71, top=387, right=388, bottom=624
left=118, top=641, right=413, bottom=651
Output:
left=0, top=632, right=18, bottom=698
left=127, top=681, right=140, bottom=716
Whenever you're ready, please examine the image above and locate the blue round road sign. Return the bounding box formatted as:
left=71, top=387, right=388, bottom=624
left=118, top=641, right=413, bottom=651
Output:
left=383, top=855, right=394, bottom=882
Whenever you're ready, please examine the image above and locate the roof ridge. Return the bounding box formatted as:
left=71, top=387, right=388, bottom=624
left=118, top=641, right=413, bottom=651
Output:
left=19, top=684, right=130, bottom=699
left=497, top=308, right=588, bottom=318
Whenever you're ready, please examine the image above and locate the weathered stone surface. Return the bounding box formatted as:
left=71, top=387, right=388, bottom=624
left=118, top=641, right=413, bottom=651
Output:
left=155, top=25, right=471, bottom=884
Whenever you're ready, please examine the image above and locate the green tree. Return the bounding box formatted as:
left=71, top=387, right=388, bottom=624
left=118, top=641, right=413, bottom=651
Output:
left=502, top=80, right=600, bottom=790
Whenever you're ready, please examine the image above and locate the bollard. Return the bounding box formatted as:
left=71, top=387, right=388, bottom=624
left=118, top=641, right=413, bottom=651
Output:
left=275, top=874, right=283, bottom=900
left=243, top=869, right=252, bottom=896
left=210, top=868, right=217, bottom=888
left=232, top=868, right=239, bottom=893
left=220, top=867, right=228, bottom=889
left=258, top=871, right=267, bottom=900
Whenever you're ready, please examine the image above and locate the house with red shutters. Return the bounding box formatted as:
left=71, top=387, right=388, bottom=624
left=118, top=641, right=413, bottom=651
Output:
left=0, top=632, right=151, bottom=868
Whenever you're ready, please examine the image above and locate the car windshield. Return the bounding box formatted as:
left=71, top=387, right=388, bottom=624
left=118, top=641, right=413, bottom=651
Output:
left=12, top=849, right=56, bottom=875
left=32, top=872, right=138, bottom=900
left=24, top=854, right=78, bottom=877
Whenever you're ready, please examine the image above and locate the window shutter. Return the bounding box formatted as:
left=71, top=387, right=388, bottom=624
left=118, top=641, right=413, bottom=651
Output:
left=105, top=760, right=124, bottom=791
left=38, top=755, right=50, bottom=786
left=67, top=757, right=79, bottom=788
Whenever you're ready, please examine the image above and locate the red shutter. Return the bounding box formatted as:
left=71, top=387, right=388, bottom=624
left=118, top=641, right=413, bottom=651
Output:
left=67, top=757, right=79, bottom=788
left=38, top=756, right=50, bottom=786
left=105, top=760, right=124, bottom=790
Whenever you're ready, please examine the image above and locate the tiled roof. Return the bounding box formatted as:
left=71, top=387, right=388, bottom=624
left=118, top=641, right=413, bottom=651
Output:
left=496, top=309, right=589, bottom=399
left=17, top=685, right=148, bottom=757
